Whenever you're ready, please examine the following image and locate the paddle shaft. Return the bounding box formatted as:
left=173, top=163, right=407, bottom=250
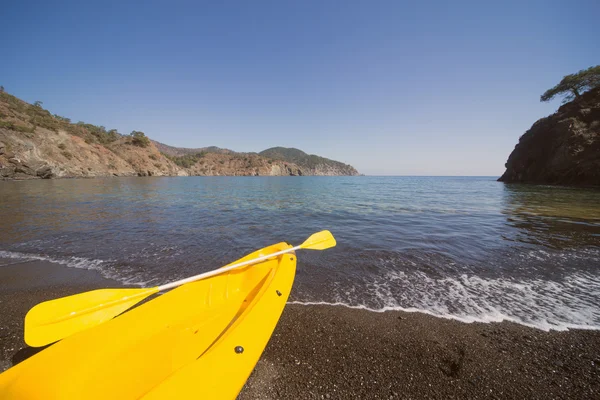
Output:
left=25, top=231, right=334, bottom=347
left=33, top=246, right=299, bottom=324
left=157, top=245, right=300, bottom=291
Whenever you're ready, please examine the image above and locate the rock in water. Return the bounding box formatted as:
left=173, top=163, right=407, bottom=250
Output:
left=499, top=87, right=600, bottom=186
left=36, top=165, right=54, bottom=179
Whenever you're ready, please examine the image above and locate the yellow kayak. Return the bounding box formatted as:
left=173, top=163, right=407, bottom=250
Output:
left=0, top=242, right=296, bottom=399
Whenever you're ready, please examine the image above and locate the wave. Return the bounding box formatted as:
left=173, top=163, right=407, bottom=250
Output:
left=288, top=300, right=600, bottom=332
left=3, top=249, right=600, bottom=332
left=289, top=268, right=600, bottom=332
left=0, top=250, right=148, bottom=286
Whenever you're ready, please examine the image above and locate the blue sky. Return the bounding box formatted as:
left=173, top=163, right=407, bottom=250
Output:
left=2, top=1, right=598, bottom=175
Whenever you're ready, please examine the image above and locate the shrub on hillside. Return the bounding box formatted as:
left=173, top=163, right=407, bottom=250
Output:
left=130, top=131, right=150, bottom=147
left=0, top=120, right=35, bottom=133
left=26, top=103, right=60, bottom=132
left=54, top=114, right=71, bottom=124
left=0, top=90, right=123, bottom=144
left=73, top=123, right=121, bottom=144
left=162, top=151, right=206, bottom=168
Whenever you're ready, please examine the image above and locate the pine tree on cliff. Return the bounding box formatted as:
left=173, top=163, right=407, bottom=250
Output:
left=540, top=65, right=600, bottom=103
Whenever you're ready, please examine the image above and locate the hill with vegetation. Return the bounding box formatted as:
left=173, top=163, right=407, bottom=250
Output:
left=152, top=141, right=234, bottom=157
left=259, top=147, right=359, bottom=176
left=499, top=66, right=600, bottom=186
left=0, top=90, right=358, bottom=179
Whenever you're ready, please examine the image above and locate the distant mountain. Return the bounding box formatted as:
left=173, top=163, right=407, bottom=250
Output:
left=0, top=90, right=359, bottom=179
left=153, top=142, right=359, bottom=176
left=260, top=147, right=359, bottom=176
left=152, top=141, right=234, bottom=157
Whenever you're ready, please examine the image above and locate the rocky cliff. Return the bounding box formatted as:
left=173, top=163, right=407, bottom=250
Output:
left=0, top=92, right=358, bottom=179
left=499, top=88, right=600, bottom=186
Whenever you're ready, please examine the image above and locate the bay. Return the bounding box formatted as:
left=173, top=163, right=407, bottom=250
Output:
left=1, top=176, right=599, bottom=330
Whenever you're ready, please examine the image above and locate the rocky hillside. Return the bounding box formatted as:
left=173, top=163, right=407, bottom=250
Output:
left=152, top=141, right=234, bottom=156
left=156, top=142, right=359, bottom=176
left=259, top=147, right=359, bottom=176
left=499, top=87, right=600, bottom=186
left=0, top=91, right=358, bottom=179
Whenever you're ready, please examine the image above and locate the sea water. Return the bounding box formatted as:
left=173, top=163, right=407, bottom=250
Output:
left=1, top=176, right=599, bottom=331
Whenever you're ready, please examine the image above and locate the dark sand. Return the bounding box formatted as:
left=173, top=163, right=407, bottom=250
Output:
left=240, top=306, right=600, bottom=399
left=1, top=259, right=599, bottom=399
left=0, top=257, right=120, bottom=372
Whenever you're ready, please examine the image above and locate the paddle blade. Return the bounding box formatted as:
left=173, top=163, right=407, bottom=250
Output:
left=299, top=230, right=337, bottom=250
left=24, top=287, right=158, bottom=347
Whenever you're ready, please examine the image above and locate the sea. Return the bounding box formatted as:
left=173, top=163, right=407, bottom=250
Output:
left=1, top=176, right=599, bottom=331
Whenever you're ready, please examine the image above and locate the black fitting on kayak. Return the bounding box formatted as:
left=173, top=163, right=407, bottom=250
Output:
left=276, top=290, right=282, bottom=296
left=235, top=346, right=244, bottom=354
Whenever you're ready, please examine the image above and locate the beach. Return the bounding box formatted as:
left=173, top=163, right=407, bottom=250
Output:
left=1, top=258, right=599, bottom=399
left=241, top=306, right=600, bottom=399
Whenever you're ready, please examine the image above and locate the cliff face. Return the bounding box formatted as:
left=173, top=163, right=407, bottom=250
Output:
left=0, top=92, right=358, bottom=179
left=499, top=88, right=600, bottom=186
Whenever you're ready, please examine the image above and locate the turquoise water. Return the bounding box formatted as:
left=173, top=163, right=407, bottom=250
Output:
left=1, top=176, right=599, bottom=330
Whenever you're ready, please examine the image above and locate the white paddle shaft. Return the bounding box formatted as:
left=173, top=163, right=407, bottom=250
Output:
left=157, top=245, right=300, bottom=291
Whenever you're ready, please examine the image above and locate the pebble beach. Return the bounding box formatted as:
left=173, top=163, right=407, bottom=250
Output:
left=1, top=258, right=599, bottom=399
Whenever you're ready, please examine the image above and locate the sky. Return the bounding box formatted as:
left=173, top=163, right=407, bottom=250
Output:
left=1, top=1, right=599, bottom=176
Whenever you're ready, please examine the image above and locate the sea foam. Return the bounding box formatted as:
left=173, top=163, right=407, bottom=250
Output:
left=0, top=250, right=148, bottom=286
left=290, top=268, right=600, bottom=332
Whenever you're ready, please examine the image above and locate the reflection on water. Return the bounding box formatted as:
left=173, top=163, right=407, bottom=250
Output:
left=501, top=183, right=600, bottom=249
left=1, top=176, right=599, bottom=330
left=502, top=183, right=600, bottom=220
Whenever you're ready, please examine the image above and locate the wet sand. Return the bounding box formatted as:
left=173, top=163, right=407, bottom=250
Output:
left=0, top=257, right=120, bottom=372
left=1, top=260, right=599, bottom=399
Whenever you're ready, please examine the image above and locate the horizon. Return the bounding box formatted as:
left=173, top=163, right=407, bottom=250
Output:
left=2, top=1, right=598, bottom=176
left=155, top=135, right=500, bottom=176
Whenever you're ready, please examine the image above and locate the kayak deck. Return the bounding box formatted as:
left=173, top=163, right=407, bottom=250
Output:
left=0, top=242, right=296, bottom=399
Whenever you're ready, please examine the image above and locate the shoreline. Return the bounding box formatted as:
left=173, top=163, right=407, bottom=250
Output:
left=286, top=301, right=600, bottom=333
left=1, top=259, right=599, bottom=398
left=1, top=174, right=363, bottom=181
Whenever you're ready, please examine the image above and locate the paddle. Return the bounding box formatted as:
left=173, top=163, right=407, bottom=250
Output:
left=24, top=230, right=336, bottom=347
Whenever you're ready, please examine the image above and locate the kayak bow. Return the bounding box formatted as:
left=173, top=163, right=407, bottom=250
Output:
left=24, top=230, right=335, bottom=347
left=0, top=242, right=298, bottom=399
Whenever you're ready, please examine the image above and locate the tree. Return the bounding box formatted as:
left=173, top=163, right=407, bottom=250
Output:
left=541, top=65, right=600, bottom=103
left=107, top=129, right=119, bottom=142
left=33, top=100, right=44, bottom=108
left=0, top=86, right=4, bottom=93
left=130, top=130, right=150, bottom=147
left=54, top=114, right=71, bottom=123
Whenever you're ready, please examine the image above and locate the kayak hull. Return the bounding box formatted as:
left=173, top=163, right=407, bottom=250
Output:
left=0, top=242, right=296, bottom=399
